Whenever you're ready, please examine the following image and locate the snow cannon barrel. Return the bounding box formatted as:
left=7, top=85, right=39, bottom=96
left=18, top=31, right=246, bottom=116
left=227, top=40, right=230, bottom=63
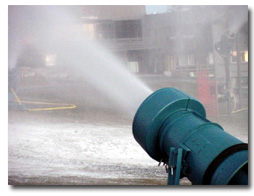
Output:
left=132, top=88, right=248, bottom=185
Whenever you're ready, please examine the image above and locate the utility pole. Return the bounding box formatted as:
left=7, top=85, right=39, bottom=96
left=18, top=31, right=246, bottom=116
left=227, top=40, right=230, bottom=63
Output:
left=236, top=33, right=243, bottom=109
left=214, top=32, right=234, bottom=116
left=224, top=55, right=231, bottom=115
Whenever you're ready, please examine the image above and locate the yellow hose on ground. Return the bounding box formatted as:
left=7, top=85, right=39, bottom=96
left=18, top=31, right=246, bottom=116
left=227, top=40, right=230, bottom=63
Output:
left=10, top=88, right=76, bottom=111
left=11, top=88, right=22, bottom=106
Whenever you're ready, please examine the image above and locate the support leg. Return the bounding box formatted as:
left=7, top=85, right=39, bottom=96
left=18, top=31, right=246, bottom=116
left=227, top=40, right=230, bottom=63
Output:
left=167, top=147, right=183, bottom=185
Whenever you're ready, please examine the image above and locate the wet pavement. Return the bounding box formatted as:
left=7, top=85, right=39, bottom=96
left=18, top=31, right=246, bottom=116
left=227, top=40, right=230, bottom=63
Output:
left=8, top=78, right=248, bottom=186
left=8, top=108, right=170, bottom=185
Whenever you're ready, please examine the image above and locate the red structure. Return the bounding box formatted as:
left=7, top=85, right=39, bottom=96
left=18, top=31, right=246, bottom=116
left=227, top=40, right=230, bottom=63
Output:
left=197, top=71, right=219, bottom=120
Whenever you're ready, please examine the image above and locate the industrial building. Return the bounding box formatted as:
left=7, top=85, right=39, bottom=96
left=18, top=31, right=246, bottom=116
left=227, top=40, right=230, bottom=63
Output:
left=14, top=5, right=248, bottom=116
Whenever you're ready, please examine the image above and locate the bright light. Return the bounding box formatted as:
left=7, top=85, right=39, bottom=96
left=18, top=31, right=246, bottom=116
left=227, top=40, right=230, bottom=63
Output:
left=232, top=51, right=237, bottom=56
left=244, top=51, right=248, bottom=62
left=45, top=55, right=57, bottom=66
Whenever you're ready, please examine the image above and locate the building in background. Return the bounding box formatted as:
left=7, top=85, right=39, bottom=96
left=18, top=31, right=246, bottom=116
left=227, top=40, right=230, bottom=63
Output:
left=12, top=5, right=248, bottom=116
left=78, top=5, right=248, bottom=115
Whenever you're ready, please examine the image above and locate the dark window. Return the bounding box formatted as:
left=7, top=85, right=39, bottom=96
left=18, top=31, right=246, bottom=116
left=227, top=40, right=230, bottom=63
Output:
left=96, top=22, right=115, bottom=40
left=115, top=20, right=142, bottom=39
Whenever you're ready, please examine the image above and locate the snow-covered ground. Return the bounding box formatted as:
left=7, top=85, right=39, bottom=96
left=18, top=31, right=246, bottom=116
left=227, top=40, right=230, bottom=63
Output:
left=8, top=109, right=172, bottom=185
left=8, top=100, right=248, bottom=185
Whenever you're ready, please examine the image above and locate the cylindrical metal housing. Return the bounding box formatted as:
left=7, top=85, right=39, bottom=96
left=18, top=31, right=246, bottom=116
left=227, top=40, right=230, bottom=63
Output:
left=132, top=88, right=248, bottom=185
